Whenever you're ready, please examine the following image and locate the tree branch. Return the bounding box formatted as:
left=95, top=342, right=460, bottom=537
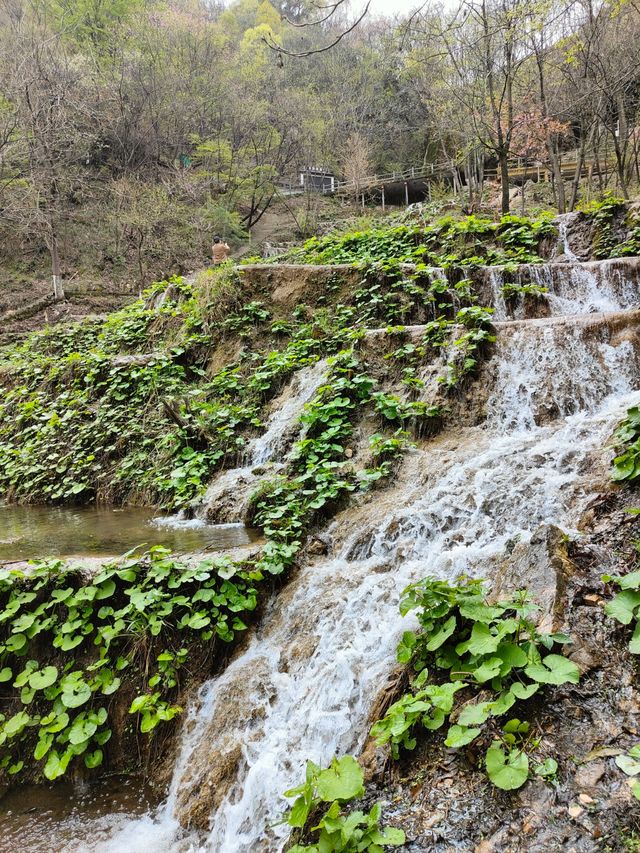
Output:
left=263, top=1, right=371, bottom=57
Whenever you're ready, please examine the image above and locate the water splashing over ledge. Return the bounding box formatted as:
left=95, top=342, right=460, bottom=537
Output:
left=85, top=303, right=640, bottom=853
left=10, top=256, right=640, bottom=853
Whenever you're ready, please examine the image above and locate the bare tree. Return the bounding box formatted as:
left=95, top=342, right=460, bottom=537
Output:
left=263, top=0, right=372, bottom=56
left=1, top=3, right=97, bottom=300
left=342, top=131, right=373, bottom=201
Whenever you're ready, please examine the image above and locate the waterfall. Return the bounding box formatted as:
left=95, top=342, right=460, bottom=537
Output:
left=488, top=314, right=639, bottom=432
left=482, top=256, right=640, bottom=320
left=198, top=359, right=330, bottom=523
left=248, top=359, right=330, bottom=466
left=53, top=253, right=640, bottom=853
left=487, top=268, right=507, bottom=321
left=544, top=259, right=640, bottom=315
left=83, top=259, right=640, bottom=853
left=558, top=218, right=579, bottom=262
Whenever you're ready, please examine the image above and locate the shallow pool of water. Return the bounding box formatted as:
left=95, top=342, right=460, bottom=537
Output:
left=0, top=775, right=158, bottom=853
left=0, top=505, right=259, bottom=562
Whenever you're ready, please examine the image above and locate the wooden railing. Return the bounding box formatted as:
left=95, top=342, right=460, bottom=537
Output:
left=280, top=153, right=618, bottom=201
left=330, top=162, right=455, bottom=195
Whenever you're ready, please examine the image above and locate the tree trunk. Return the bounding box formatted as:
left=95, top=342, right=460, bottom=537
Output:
left=136, top=230, right=145, bottom=284
left=499, top=151, right=510, bottom=214
left=594, top=139, right=604, bottom=193
left=569, top=131, right=587, bottom=211
left=547, top=140, right=565, bottom=213
left=50, top=232, right=64, bottom=301
left=613, top=134, right=630, bottom=199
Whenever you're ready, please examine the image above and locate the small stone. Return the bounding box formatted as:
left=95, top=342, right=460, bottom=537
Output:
left=618, top=695, right=640, bottom=714
left=423, top=811, right=445, bottom=829
left=574, top=759, right=606, bottom=792
left=490, top=524, right=573, bottom=631
left=345, top=448, right=353, bottom=458
left=568, top=804, right=584, bottom=819
left=583, top=594, right=601, bottom=605
left=579, top=793, right=594, bottom=805
left=568, top=643, right=600, bottom=673
left=307, top=538, right=328, bottom=556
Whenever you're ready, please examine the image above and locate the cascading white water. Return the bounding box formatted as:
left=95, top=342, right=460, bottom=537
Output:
left=198, top=359, right=330, bottom=522
left=249, top=359, right=330, bottom=466
left=487, top=268, right=507, bottom=321
left=83, top=260, right=640, bottom=853
left=558, top=218, right=579, bottom=262
left=545, top=260, right=640, bottom=315
left=483, top=257, right=640, bottom=319
left=488, top=317, right=638, bottom=432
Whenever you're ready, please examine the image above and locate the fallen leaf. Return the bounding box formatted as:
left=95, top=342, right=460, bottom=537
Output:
left=582, top=746, right=624, bottom=761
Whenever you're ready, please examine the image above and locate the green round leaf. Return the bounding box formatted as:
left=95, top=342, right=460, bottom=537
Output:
left=316, top=756, right=364, bottom=802
left=485, top=742, right=529, bottom=790
left=524, top=654, right=580, bottom=686
left=84, top=749, right=103, bottom=769
left=61, top=682, right=92, bottom=709
left=29, top=666, right=58, bottom=691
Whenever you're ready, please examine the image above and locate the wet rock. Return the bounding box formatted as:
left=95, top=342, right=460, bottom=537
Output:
left=202, top=467, right=259, bottom=524
left=567, top=642, right=600, bottom=674
left=491, top=524, right=574, bottom=631
left=474, top=825, right=512, bottom=852
left=174, top=656, right=278, bottom=831
left=359, top=741, right=390, bottom=783
left=553, top=212, right=593, bottom=262
left=306, top=537, right=329, bottom=556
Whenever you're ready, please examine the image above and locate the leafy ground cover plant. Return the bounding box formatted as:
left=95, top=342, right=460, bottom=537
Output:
left=271, top=213, right=556, bottom=269
left=0, top=251, right=499, bottom=786
left=0, top=252, right=493, bottom=512
left=615, top=744, right=640, bottom=801
left=485, top=719, right=557, bottom=790
left=249, top=348, right=443, bottom=565
left=500, top=280, right=548, bottom=300
left=611, top=406, right=640, bottom=484
left=0, top=546, right=261, bottom=782
left=577, top=194, right=627, bottom=259
left=371, top=577, right=579, bottom=790
left=603, top=565, right=640, bottom=653
left=283, top=755, right=405, bottom=853
left=0, top=306, right=494, bottom=784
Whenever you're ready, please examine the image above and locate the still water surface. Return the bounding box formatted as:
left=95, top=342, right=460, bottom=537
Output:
left=0, top=504, right=259, bottom=561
